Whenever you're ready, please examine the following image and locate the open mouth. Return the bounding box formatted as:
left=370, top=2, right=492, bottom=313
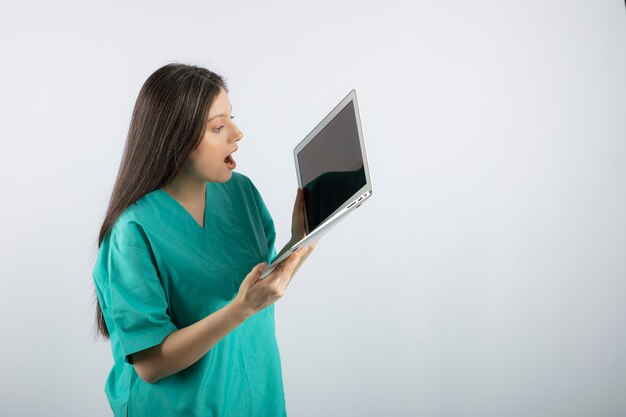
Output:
left=224, top=153, right=236, bottom=170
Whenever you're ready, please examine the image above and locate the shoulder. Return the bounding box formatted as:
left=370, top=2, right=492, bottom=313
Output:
left=92, top=201, right=150, bottom=286
left=108, top=190, right=163, bottom=248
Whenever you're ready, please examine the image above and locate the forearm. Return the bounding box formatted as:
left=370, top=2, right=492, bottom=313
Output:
left=132, top=299, right=253, bottom=384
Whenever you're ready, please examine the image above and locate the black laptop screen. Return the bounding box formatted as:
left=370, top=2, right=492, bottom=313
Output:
left=297, top=100, right=366, bottom=233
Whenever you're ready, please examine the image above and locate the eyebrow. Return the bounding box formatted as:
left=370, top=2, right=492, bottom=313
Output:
left=207, top=105, right=233, bottom=122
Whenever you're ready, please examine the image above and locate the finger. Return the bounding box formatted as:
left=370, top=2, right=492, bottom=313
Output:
left=297, top=245, right=314, bottom=264
left=297, top=244, right=315, bottom=258
left=292, top=246, right=311, bottom=274
left=293, top=189, right=302, bottom=211
left=252, top=262, right=266, bottom=275
left=282, top=247, right=309, bottom=285
left=289, top=247, right=308, bottom=268
left=279, top=247, right=307, bottom=274
left=245, top=262, right=267, bottom=286
left=269, top=247, right=307, bottom=282
left=269, top=259, right=289, bottom=281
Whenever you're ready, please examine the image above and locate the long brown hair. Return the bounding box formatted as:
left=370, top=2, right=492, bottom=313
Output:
left=94, top=63, right=228, bottom=339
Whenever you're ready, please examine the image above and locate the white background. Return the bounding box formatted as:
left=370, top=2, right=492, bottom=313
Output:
left=1, top=1, right=625, bottom=416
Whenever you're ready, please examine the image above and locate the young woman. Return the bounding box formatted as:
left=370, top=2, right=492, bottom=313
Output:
left=92, top=63, right=316, bottom=417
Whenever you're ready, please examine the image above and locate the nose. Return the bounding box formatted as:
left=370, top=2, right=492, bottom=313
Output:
left=232, top=124, right=243, bottom=142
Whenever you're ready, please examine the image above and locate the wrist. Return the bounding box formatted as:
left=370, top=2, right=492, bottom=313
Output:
left=229, top=297, right=255, bottom=322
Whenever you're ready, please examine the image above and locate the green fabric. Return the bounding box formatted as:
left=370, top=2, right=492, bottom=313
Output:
left=92, top=172, right=285, bottom=417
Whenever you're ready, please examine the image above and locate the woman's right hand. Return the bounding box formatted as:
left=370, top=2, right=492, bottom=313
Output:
left=234, top=245, right=313, bottom=317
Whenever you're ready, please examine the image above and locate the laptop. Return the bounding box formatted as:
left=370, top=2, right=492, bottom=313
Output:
left=259, top=89, right=373, bottom=279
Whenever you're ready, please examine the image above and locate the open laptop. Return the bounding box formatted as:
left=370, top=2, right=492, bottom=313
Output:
left=259, top=89, right=373, bottom=279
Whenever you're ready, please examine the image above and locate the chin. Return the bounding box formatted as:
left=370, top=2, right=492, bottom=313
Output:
left=205, top=171, right=232, bottom=183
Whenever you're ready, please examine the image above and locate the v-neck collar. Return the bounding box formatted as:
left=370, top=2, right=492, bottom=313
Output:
left=157, top=183, right=208, bottom=230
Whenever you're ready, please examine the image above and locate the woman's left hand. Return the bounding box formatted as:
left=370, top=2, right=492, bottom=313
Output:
left=288, top=187, right=318, bottom=277
left=290, top=188, right=307, bottom=242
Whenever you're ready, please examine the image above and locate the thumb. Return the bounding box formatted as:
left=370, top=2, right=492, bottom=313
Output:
left=294, top=189, right=304, bottom=212
left=243, top=262, right=266, bottom=286
left=253, top=262, right=267, bottom=278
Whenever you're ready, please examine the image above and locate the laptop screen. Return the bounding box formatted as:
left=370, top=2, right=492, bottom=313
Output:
left=297, top=100, right=367, bottom=233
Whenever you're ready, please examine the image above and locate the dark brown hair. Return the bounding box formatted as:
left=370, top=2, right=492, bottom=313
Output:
left=94, top=63, right=228, bottom=339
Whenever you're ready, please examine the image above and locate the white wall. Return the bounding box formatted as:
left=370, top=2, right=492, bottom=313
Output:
left=1, top=1, right=625, bottom=416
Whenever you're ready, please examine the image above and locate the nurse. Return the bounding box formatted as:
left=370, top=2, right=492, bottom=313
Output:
left=92, top=63, right=316, bottom=417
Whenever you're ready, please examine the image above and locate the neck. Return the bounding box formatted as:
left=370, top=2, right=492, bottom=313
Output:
left=162, top=171, right=206, bottom=205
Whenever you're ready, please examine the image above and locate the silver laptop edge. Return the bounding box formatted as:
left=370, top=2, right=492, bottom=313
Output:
left=294, top=89, right=373, bottom=232
left=259, top=89, right=373, bottom=279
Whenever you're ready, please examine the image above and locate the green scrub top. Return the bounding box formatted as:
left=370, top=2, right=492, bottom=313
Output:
left=92, top=171, right=285, bottom=417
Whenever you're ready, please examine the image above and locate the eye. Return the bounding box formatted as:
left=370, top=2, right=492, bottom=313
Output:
left=212, top=116, right=235, bottom=133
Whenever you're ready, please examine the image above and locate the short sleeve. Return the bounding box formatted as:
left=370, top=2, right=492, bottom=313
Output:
left=107, top=225, right=178, bottom=364
left=248, top=178, right=278, bottom=265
